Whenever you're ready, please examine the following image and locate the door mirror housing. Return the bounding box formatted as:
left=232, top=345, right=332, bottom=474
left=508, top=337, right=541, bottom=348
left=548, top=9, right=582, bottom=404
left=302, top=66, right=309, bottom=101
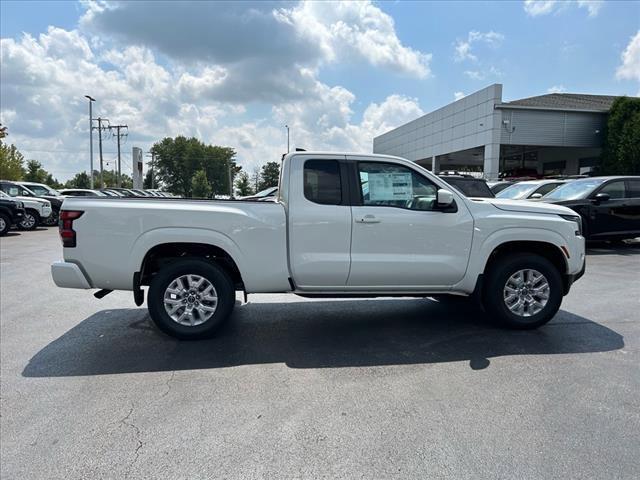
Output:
left=530, top=193, right=543, bottom=199
left=594, top=192, right=610, bottom=203
left=437, top=188, right=455, bottom=207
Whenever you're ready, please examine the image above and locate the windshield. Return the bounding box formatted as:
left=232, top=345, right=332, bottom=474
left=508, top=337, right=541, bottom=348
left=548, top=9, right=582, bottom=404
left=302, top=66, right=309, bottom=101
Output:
left=27, top=184, right=60, bottom=196
left=496, top=183, right=537, bottom=199
left=543, top=178, right=607, bottom=200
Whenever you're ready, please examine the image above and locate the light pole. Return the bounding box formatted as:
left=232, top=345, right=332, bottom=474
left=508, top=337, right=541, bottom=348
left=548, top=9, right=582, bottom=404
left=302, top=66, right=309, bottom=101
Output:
left=285, top=124, right=290, bottom=153
left=84, top=95, right=95, bottom=188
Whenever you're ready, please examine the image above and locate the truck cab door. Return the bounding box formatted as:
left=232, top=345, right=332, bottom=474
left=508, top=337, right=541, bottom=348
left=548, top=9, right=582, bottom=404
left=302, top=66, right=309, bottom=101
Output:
left=347, top=158, right=474, bottom=289
left=287, top=155, right=352, bottom=289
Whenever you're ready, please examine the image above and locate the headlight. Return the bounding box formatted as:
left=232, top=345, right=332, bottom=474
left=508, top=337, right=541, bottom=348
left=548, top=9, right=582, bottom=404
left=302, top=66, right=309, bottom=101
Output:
left=559, top=214, right=582, bottom=236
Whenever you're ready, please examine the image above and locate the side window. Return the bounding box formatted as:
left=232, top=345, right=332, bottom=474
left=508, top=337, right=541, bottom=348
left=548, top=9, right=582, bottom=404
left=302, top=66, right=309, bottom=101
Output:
left=303, top=159, right=342, bottom=205
left=626, top=180, right=640, bottom=198
left=358, top=162, right=438, bottom=211
left=600, top=181, right=626, bottom=199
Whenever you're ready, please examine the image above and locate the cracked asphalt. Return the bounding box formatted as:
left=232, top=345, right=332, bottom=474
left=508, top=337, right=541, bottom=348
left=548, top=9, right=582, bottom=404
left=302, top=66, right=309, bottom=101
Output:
left=1, top=228, right=639, bottom=479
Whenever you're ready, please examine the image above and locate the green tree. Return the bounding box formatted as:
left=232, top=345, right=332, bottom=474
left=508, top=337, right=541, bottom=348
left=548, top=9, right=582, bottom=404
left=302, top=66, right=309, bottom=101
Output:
left=258, top=161, right=280, bottom=191
left=65, top=171, right=91, bottom=189
left=601, top=96, right=640, bottom=175
left=143, top=169, right=155, bottom=189
left=24, top=160, right=46, bottom=183
left=151, top=136, right=237, bottom=197
left=0, top=143, right=25, bottom=180
left=92, top=169, right=133, bottom=188
left=191, top=170, right=212, bottom=199
left=235, top=171, right=254, bottom=196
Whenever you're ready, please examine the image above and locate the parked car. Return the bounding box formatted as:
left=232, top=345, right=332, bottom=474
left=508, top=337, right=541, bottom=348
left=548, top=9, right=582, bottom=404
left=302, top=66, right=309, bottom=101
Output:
left=542, top=176, right=640, bottom=241
left=239, top=186, right=278, bottom=201
left=105, top=187, right=143, bottom=197
left=17, top=181, right=64, bottom=226
left=99, top=189, right=125, bottom=197
left=488, top=181, right=516, bottom=195
left=51, top=151, right=585, bottom=340
left=438, top=174, right=494, bottom=198
left=0, top=180, right=52, bottom=230
left=59, top=189, right=107, bottom=197
left=0, top=191, right=26, bottom=236
left=496, top=179, right=568, bottom=200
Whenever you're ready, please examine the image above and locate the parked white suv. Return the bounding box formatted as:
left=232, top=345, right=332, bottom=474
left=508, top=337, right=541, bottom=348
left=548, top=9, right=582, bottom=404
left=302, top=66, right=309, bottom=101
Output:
left=51, top=152, right=585, bottom=339
left=0, top=181, right=52, bottom=230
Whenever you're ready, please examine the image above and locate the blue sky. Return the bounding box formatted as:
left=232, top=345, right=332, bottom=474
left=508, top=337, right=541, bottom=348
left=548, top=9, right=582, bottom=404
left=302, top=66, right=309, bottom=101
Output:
left=1, top=0, right=639, bottom=180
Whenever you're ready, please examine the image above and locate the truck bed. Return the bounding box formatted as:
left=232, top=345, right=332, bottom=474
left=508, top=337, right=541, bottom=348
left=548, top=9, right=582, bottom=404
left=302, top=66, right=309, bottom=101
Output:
left=61, top=197, right=290, bottom=292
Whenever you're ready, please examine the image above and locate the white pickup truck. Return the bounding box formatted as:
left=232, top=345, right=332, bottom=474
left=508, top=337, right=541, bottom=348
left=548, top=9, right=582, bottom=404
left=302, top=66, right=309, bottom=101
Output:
left=52, top=152, right=585, bottom=339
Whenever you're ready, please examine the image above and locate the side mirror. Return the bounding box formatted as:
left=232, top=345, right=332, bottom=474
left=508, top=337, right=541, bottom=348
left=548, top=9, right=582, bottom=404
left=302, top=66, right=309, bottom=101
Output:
left=437, top=188, right=454, bottom=207
left=530, top=193, right=543, bottom=199
left=594, top=192, right=610, bottom=203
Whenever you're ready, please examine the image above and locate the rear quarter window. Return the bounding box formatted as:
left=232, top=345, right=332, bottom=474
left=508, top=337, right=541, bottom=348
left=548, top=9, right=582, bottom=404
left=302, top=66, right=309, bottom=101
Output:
left=303, top=159, right=342, bottom=205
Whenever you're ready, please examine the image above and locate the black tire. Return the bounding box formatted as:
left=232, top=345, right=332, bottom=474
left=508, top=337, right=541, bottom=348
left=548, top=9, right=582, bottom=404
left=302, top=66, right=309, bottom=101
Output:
left=483, top=253, right=563, bottom=329
left=42, top=210, right=59, bottom=227
left=147, top=259, right=235, bottom=340
left=18, top=209, right=40, bottom=231
left=0, top=213, right=10, bottom=236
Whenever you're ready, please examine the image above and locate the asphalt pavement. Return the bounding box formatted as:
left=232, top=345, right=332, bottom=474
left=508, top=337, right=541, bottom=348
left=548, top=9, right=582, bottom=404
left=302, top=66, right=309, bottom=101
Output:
left=1, top=228, right=639, bottom=479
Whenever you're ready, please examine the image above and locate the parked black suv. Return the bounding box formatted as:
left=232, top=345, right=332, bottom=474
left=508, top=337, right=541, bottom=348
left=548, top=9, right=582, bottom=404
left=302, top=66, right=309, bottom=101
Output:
left=542, top=176, right=640, bottom=241
left=438, top=173, right=494, bottom=198
left=0, top=192, right=25, bottom=236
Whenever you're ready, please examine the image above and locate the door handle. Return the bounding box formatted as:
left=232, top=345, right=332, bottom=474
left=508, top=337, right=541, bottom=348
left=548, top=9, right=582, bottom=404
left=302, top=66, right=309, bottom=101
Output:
left=355, top=215, right=381, bottom=224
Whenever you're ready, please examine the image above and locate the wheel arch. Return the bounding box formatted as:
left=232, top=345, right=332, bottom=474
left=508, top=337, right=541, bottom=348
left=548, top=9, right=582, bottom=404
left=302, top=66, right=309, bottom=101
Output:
left=138, top=241, right=244, bottom=289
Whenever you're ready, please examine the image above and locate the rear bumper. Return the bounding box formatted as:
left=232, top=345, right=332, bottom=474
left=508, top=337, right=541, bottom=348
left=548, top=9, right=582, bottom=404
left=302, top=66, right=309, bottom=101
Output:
left=51, top=261, right=92, bottom=289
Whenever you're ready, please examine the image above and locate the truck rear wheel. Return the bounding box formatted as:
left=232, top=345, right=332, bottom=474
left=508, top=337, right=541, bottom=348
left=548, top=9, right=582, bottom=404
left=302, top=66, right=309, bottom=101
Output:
left=147, top=259, right=235, bottom=340
left=483, top=253, right=563, bottom=329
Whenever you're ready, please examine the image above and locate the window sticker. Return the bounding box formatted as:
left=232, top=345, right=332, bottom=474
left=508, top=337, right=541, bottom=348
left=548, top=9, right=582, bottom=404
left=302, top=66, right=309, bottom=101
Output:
left=368, top=172, right=413, bottom=201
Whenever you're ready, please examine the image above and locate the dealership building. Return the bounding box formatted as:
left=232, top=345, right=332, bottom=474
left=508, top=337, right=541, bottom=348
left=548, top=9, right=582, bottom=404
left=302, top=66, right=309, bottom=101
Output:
left=373, top=84, right=618, bottom=179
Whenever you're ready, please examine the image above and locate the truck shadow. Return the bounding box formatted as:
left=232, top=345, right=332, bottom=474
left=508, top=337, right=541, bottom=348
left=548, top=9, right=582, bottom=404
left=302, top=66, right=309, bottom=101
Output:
left=23, top=298, right=624, bottom=377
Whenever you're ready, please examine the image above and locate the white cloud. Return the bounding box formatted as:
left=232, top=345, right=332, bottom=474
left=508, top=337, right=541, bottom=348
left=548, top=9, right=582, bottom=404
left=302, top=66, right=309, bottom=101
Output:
left=278, top=1, right=432, bottom=78
left=81, top=0, right=432, bottom=106
left=523, top=0, right=603, bottom=17
left=454, top=30, right=504, bottom=62
left=616, top=31, right=640, bottom=83
left=547, top=85, right=567, bottom=93
left=463, top=66, right=502, bottom=80
left=454, top=92, right=466, bottom=101
left=0, top=17, right=425, bottom=181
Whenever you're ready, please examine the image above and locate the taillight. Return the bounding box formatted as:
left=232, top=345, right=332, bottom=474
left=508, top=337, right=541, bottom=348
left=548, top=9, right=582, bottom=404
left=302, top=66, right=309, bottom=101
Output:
left=59, top=210, right=84, bottom=247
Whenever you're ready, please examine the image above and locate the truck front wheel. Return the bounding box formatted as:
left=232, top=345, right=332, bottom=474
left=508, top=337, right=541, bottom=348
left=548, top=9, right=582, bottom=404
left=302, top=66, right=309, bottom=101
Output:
left=147, top=259, right=235, bottom=340
left=483, top=253, right=563, bottom=329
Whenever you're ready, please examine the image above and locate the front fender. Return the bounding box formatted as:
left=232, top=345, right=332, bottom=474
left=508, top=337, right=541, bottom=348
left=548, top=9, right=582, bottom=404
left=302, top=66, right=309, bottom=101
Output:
left=453, top=226, right=569, bottom=294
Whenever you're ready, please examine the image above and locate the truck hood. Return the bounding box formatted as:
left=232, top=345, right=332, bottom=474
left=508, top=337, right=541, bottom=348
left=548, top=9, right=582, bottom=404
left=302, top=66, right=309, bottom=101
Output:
left=483, top=198, right=574, bottom=216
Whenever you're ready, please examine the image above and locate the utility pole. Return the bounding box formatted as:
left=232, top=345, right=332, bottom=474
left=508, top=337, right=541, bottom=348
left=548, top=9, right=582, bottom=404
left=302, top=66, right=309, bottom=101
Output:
left=109, top=124, right=128, bottom=187
left=84, top=96, right=95, bottom=188
left=94, top=117, right=109, bottom=188
left=228, top=159, right=234, bottom=198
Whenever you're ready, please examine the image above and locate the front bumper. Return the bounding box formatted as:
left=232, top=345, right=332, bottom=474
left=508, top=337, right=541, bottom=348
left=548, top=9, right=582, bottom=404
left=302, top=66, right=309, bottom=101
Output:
left=41, top=205, right=52, bottom=218
left=563, top=258, right=586, bottom=295
left=51, top=261, right=91, bottom=289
